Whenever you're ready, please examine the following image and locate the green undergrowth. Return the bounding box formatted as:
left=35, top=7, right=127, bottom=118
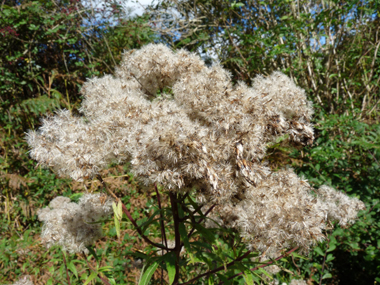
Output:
left=290, top=111, right=380, bottom=284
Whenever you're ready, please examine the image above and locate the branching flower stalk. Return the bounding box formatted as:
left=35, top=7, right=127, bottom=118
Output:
left=29, top=44, right=365, bottom=283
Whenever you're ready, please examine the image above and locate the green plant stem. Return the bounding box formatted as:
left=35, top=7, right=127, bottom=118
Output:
left=155, top=184, right=167, bottom=285
left=121, top=200, right=168, bottom=250
left=62, top=252, right=71, bottom=285
left=187, top=204, right=216, bottom=239
left=120, top=200, right=168, bottom=250
left=155, top=184, right=168, bottom=248
left=169, top=191, right=181, bottom=285
left=97, top=175, right=168, bottom=250
left=83, top=253, right=112, bottom=285
left=319, top=245, right=329, bottom=285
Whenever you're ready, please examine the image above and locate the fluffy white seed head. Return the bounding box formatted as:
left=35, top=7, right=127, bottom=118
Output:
left=9, top=276, right=33, bottom=285
left=317, top=185, right=365, bottom=226
left=28, top=44, right=364, bottom=253
left=37, top=194, right=113, bottom=254
left=289, top=279, right=308, bottom=285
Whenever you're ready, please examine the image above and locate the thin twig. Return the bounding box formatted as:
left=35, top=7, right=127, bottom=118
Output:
left=129, top=71, right=155, bottom=98
left=169, top=191, right=181, bottom=285
left=96, top=175, right=118, bottom=200
left=367, top=201, right=379, bottom=214
left=187, top=204, right=216, bottom=238
left=62, top=252, right=71, bottom=285
left=155, top=184, right=168, bottom=248
left=180, top=250, right=252, bottom=285
left=155, top=184, right=168, bottom=285
left=103, top=35, right=117, bottom=67
left=319, top=245, right=329, bottom=285
left=291, top=252, right=301, bottom=276
left=368, top=151, right=380, bottom=168
left=220, top=246, right=300, bottom=284
left=82, top=253, right=112, bottom=285
left=120, top=202, right=168, bottom=250
left=97, top=175, right=168, bottom=250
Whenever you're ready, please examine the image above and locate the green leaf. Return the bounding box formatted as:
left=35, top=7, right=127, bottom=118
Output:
left=86, top=247, right=99, bottom=262
left=314, top=246, right=324, bottom=256
left=258, top=267, right=272, bottom=279
left=112, top=202, right=119, bottom=219
left=138, top=262, right=159, bottom=285
left=231, top=2, right=244, bottom=8
left=69, top=193, right=83, bottom=202
left=98, top=266, right=113, bottom=272
left=291, top=252, right=309, bottom=260
left=83, top=271, right=97, bottom=285
left=326, top=243, right=336, bottom=252
left=326, top=254, right=335, bottom=263
left=179, top=223, right=190, bottom=249
left=163, top=252, right=176, bottom=285
left=322, top=273, right=332, bottom=279
left=68, top=261, right=78, bottom=279
left=117, top=201, right=123, bottom=217
left=243, top=270, right=254, bottom=285
left=114, top=213, right=121, bottom=238
left=139, top=208, right=164, bottom=233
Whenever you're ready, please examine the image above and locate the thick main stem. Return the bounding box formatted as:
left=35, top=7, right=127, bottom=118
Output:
left=169, top=191, right=181, bottom=285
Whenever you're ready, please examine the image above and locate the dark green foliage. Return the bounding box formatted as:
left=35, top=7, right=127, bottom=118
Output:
left=291, top=111, right=380, bottom=283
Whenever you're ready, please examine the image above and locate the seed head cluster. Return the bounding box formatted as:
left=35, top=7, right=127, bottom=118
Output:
left=8, top=276, right=33, bottom=285
left=28, top=44, right=364, bottom=254
left=37, top=194, right=113, bottom=253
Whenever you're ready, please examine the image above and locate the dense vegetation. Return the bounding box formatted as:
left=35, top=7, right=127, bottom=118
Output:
left=0, top=0, right=379, bottom=284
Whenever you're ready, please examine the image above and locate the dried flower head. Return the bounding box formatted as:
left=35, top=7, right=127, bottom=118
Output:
left=289, top=279, right=308, bottom=285
left=28, top=44, right=364, bottom=254
left=9, top=276, right=33, bottom=285
left=37, top=194, right=113, bottom=253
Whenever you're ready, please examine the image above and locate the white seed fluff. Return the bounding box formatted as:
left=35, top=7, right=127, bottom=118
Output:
left=37, top=194, right=113, bottom=253
left=28, top=44, right=364, bottom=254
left=9, top=276, right=33, bottom=285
